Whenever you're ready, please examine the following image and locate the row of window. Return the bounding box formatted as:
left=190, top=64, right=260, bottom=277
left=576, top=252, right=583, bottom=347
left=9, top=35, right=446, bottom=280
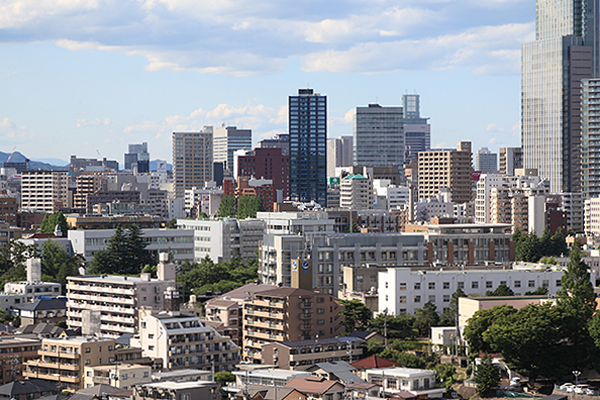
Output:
left=389, top=279, right=560, bottom=290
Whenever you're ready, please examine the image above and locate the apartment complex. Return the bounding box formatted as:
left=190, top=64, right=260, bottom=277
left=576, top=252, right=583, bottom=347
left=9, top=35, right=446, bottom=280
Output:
left=476, top=147, right=497, bottom=174
left=73, top=174, right=103, bottom=210
left=176, top=218, right=264, bottom=263
left=66, top=258, right=177, bottom=337
left=582, top=78, right=600, bottom=198
left=340, top=173, right=374, bottom=210
left=418, top=142, right=473, bottom=203
left=353, top=104, right=404, bottom=169
left=20, top=171, right=68, bottom=212
left=24, top=336, right=117, bottom=391
left=242, top=287, right=344, bottom=363
left=0, top=335, right=41, bottom=384
left=499, top=147, right=523, bottom=175
left=289, top=88, right=327, bottom=206
left=173, top=128, right=214, bottom=198
left=84, top=363, right=151, bottom=389
left=0, top=196, right=17, bottom=226
left=136, top=311, right=240, bottom=371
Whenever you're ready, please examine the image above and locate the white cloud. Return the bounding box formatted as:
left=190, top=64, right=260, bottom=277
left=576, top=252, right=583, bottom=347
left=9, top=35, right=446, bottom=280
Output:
left=76, top=117, right=111, bottom=128
left=0, top=117, right=33, bottom=142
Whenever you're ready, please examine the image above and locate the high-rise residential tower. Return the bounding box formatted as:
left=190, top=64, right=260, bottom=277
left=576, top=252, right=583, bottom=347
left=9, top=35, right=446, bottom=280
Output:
left=327, top=136, right=353, bottom=177
left=402, top=93, right=431, bottom=163
left=353, top=104, right=404, bottom=170
left=213, top=126, right=252, bottom=172
left=499, top=147, right=523, bottom=175
left=581, top=78, right=600, bottom=197
left=173, top=127, right=214, bottom=198
left=522, top=0, right=596, bottom=193
left=288, top=88, right=327, bottom=206
left=476, top=147, right=498, bottom=174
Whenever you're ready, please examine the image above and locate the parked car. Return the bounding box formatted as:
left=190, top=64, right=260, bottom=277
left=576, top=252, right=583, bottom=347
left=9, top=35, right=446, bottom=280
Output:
left=560, top=383, right=574, bottom=392
left=510, top=377, right=521, bottom=386
left=575, top=384, right=590, bottom=394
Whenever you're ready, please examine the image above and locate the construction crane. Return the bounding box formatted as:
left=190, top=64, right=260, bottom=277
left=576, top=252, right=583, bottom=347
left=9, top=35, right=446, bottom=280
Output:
left=5, top=146, right=16, bottom=164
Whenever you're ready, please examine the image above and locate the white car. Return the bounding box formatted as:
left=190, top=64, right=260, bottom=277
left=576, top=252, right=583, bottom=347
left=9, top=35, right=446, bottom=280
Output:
left=575, top=385, right=590, bottom=394
left=560, top=383, right=574, bottom=392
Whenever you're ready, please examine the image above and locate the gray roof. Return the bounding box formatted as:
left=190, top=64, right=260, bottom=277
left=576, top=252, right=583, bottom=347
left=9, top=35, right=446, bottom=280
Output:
left=308, top=361, right=364, bottom=384
left=69, top=384, right=122, bottom=400
left=151, top=369, right=210, bottom=380
left=0, top=379, right=58, bottom=396
left=278, top=336, right=364, bottom=348
left=15, top=323, right=65, bottom=336
left=15, top=299, right=67, bottom=311
left=215, top=283, right=279, bottom=301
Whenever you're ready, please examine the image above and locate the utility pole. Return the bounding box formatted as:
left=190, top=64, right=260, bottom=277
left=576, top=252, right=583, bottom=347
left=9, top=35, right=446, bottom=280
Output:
left=383, top=308, right=388, bottom=349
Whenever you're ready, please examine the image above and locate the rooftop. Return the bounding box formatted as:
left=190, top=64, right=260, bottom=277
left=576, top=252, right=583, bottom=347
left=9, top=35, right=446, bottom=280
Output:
left=15, top=298, right=67, bottom=311
left=277, top=336, right=364, bottom=348
left=135, top=380, right=218, bottom=390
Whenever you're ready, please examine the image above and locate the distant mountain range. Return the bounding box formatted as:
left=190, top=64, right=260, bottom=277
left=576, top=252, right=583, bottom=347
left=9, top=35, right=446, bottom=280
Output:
left=0, top=150, right=172, bottom=172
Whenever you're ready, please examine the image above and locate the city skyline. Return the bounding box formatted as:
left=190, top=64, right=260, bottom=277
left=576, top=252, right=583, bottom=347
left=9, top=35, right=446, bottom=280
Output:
left=0, top=1, right=531, bottom=164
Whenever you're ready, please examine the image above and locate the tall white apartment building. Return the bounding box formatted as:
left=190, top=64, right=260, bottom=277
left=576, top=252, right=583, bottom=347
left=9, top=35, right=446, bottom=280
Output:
left=213, top=126, right=252, bottom=172
left=184, top=185, right=223, bottom=217
left=373, top=180, right=410, bottom=211
left=340, top=173, right=374, bottom=209
left=135, top=311, right=240, bottom=371
left=66, top=256, right=177, bottom=337
left=20, top=171, right=68, bottom=212
left=177, top=218, right=265, bottom=263
left=378, top=263, right=590, bottom=316
left=173, top=128, right=213, bottom=198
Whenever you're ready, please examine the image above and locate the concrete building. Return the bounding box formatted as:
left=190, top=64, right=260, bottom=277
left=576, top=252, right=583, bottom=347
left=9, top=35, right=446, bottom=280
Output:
left=125, top=142, right=150, bottom=173
left=204, top=298, right=242, bottom=346
left=365, top=367, right=444, bottom=398
left=378, top=263, right=581, bottom=316
left=242, top=287, right=344, bottom=363
left=176, top=218, right=264, bottom=263
left=458, top=295, right=556, bottom=328
left=0, top=196, right=17, bottom=226
left=135, top=311, right=240, bottom=371
left=20, top=171, right=68, bottom=212
left=418, top=142, right=473, bottom=203
left=16, top=299, right=67, bottom=327
left=259, top=230, right=426, bottom=294
left=340, top=173, right=374, bottom=210
left=68, top=228, right=194, bottom=262
left=499, top=147, right=523, bottom=176
left=0, top=335, right=41, bottom=384
left=403, top=93, right=431, bottom=163
left=476, top=147, right=498, bottom=174
left=24, top=336, right=118, bottom=390
left=66, top=257, right=177, bottom=337
left=183, top=185, right=223, bottom=218
left=262, top=336, right=365, bottom=370
left=257, top=133, right=289, bottom=156
left=289, top=88, right=327, bottom=206
left=582, top=78, right=600, bottom=198
left=327, top=136, right=353, bottom=177
left=353, top=104, right=404, bottom=169
left=84, top=363, right=151, bottom=389
left=521, top=0, right=593, bottom=193
left=373, top=180, right=410, bottom=212
left=213, top=126, right=252, bottom=172
left=132, top=381, right=220, bottom=400
left=173, top=128, right=214, bottom=198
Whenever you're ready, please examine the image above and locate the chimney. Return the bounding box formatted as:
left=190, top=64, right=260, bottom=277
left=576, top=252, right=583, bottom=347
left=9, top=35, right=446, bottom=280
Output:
left=27, top=258, right=42, bottom=283
left=157, top=253, right=176, bottom=281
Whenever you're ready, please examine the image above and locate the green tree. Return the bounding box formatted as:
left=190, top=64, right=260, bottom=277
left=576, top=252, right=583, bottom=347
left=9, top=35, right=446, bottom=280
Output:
left=41, top=240, right=83, bottom=291
left=436, top=363, right=458, bottom=390
left=414, top=302, right=439, bottom=337
left=539, top=256, right=558, bottom=265
left=539, top=227, right=552, bottom=257
left=463, top=305, right=516, bottom=360
left=40, top=211, right=68, bottom=235
left=550, top=228, right=569, bottom=257
left=378, top=349, right=426, bottom=368
left=88, top=225, right=154, bottom=275
left=371, top=313, right=417, bottom=340
left=237, top=195, right=263, bottom=219
left=214, top=371, right=235, bottom=384
left=485, top=283, right=514, bottom=297
left=167, top=219, right=177, bottom=229
left=217, top=195, right=236, bottom=218
left=0, top=240, right=38, bottom=287
left=525, top=284, right=548, bottom=296
left=56, top=321, right=68, bottom=329
left=439, top=289, right=467, bottom=326
left=338, top=299, right=373, bottom=334
left=558, top=241, right=595, bottom=319
left=474, top=355, right=499, bottom=396
left=515, top=232, right=541, bottom=262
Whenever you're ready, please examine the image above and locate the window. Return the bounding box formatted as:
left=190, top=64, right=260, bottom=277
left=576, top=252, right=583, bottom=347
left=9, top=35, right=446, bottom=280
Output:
left=317, top=308, right=325, bottom=314
left=149, top=346, right=154, bottom=351
left=84, top=347, right=91, bottom=353
left=429, top=295, right=435, bottom=303
left=414, top=296, right=421, bottom=303
left=514, top=281, right=521, bottom=288
left=443, top=295, right=450, bottom=302
left=317, top=297, right=325, bottom=303
left=443, top=282, right=450, bottom=290
left=414, top=282, right=421, bottom=290
left=86, top=371, right=91, bottom=377
left=528, top=280, right=535, bottom=288
left=143, top=372, right=149, bottom=378
left=385, top=282, right=388, bottom=289
left=85, top=359, right=91, bottom=365
left=486, top=281, right=493, bottom=289
left=399, top=283, right=407, bottom=290
left=500, top=281, right=507, bottom=286
left=399, top=296, right=406, bottom=303
left=148, top=334, right=154, bottom=339
left=428, top=282, right=435, bottom=290
left=556, top=280, right=562, bottom=287
left=471, top=281, right=478, bottom=289
left=141, top=322, right=146, bottom=329
left=457, top=282, right=464, bottom=289
left=122, top=374, right=128, bottom=380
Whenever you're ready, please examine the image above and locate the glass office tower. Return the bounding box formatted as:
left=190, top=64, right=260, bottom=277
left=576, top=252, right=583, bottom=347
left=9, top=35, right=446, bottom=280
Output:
left=288, top=88, right=327, bottom=206
left=353, top=104, right=404, bottom=169
left=522, top=0, right=595, bottom=193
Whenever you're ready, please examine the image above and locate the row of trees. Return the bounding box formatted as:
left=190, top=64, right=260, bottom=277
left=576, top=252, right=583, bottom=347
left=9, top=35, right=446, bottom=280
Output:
left=513, top=227, right=569, bottom=262
left=218, top=195, right=264, bottom=219
left=464, top=243, right=600, bottom=380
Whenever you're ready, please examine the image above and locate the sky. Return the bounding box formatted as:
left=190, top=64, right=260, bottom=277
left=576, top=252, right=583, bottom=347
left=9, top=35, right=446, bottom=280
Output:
left=0, top=0, right=534, bottom=166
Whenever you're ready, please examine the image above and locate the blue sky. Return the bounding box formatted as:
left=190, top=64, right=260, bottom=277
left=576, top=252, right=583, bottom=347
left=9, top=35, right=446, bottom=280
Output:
left=0, top=0, right=534, bottom=165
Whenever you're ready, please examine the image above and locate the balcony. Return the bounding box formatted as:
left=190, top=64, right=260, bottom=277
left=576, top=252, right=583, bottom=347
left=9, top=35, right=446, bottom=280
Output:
left=39, top=350, right=79, bottom=359
left=27, top=360, right=79, bottom=371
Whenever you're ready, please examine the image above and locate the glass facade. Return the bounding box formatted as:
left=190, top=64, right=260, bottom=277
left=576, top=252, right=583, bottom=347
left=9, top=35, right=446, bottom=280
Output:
left=353, top=104, right=404, bottom=169
left=288, top=89, right=327, bottom=206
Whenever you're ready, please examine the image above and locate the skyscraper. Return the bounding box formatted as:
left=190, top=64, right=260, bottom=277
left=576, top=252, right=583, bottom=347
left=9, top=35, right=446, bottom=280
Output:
left=288, top=88, right=327, bottom=206
left=476, top=147, right=498, bottom=174
left=581, top=78, right=600, bottom=197
left=213, top=126, right=252, bottom=172
left=172, top=127, right=213, bottom=198
left=125, top=142, right=150, bottom=173
left=327, top=136, right=353, bottom=177
left=522, top=0, right=596, bottom=193
left=353, top=104, right=404, bottom=171
left=402, top=94, right=431, bottom=163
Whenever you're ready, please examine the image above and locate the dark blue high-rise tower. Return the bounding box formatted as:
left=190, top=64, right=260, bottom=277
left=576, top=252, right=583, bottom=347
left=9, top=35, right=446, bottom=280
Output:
left=288, top=88, right=327, bottom=206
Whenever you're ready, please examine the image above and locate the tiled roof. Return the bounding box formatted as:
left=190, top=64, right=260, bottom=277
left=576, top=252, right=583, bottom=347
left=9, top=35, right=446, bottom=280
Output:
left=351, top=355, right=401, bottom=369
left=284, top=376, right=340, bottom=395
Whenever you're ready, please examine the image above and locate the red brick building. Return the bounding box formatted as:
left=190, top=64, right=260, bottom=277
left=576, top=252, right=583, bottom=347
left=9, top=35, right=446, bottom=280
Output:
left=236, top=148, right=289, bottom=199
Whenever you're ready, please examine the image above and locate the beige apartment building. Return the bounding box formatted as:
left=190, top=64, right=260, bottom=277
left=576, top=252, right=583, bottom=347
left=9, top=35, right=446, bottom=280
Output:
left=24, top=336, right=117, bottom=391
left=84, top=363, right=151, bottom=389
left=73, top=173, right=104, bottom=210
left=204, top=298, right=242, bottom=346
left=242, top=287, right=345, bottom=363
left=418, top=141, right=473, bottom=204
left=21, top=171, right=68, bottom=212
left=173, top=128, right=214, bottom=198
left=0, top=335, right=41, bottom=384
left=67, top=256, right=176, bottom=337
left=340, top=173, right=374, bottom=209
